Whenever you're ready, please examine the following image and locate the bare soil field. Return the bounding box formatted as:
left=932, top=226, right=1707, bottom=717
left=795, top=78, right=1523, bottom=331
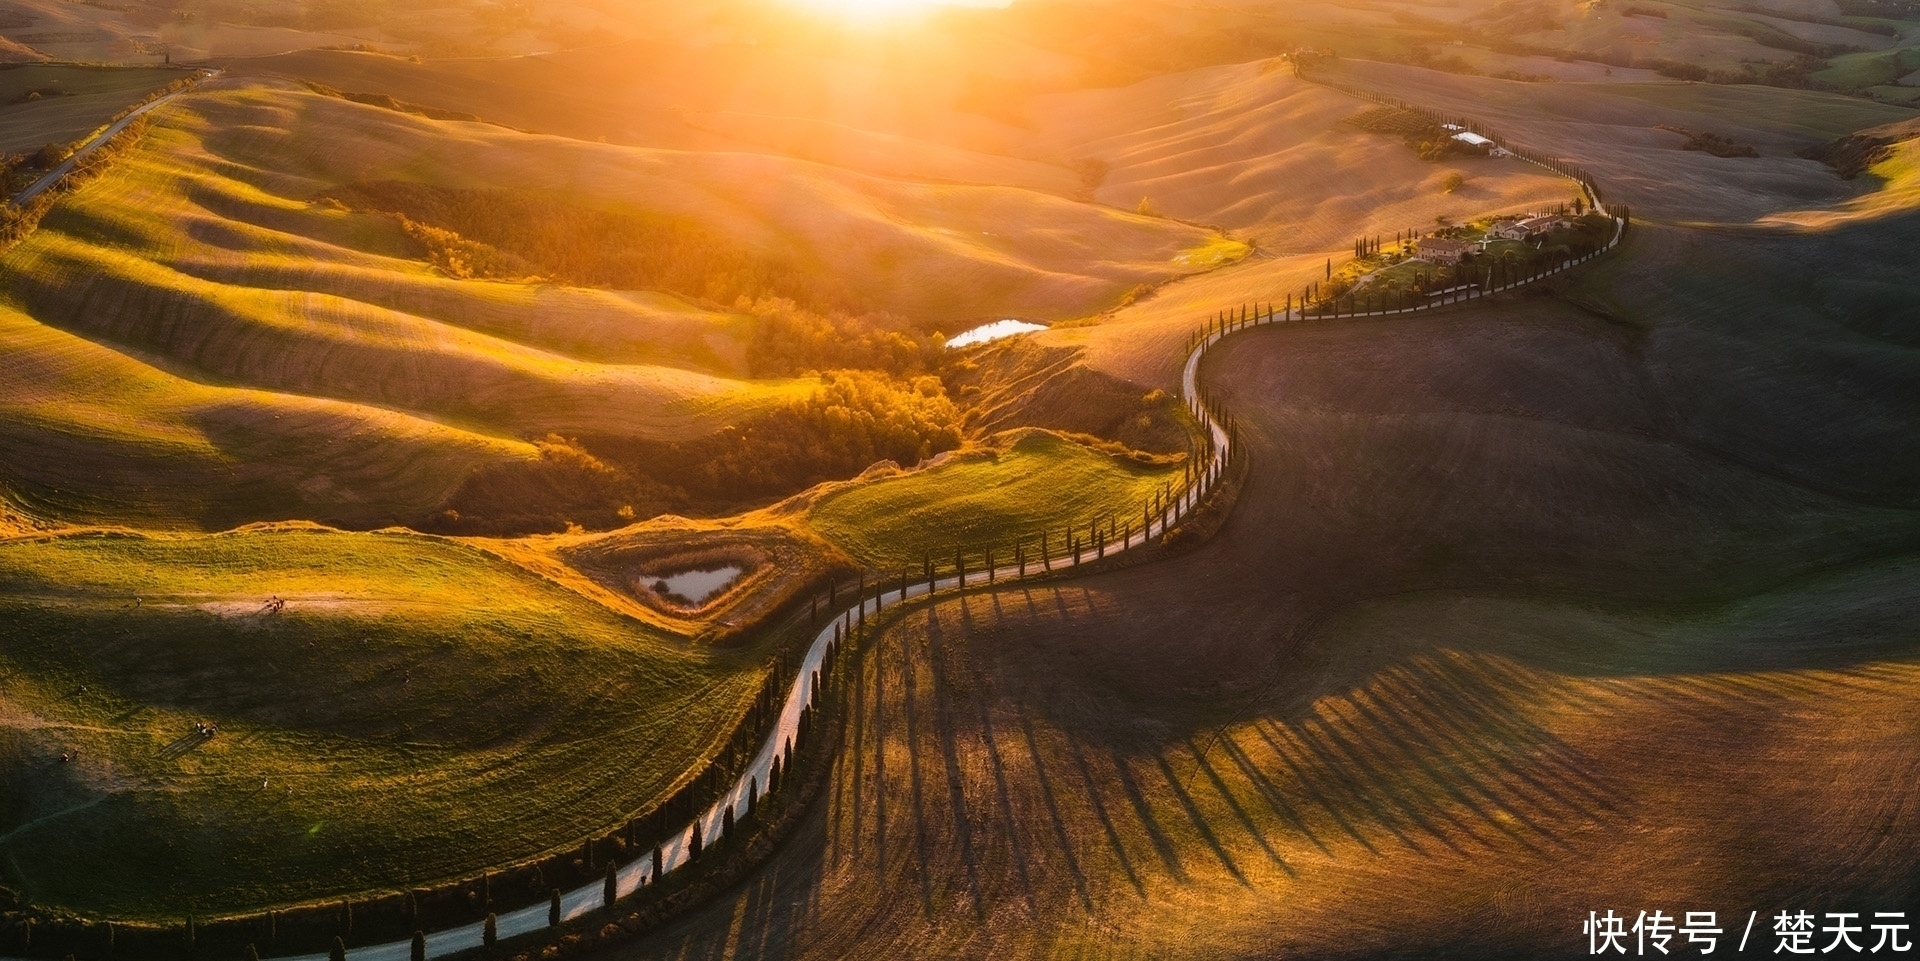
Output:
left=590, top=125, right=1920, bottom=961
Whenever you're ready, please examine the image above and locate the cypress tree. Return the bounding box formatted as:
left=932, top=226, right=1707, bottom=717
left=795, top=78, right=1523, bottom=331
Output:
left=483, top=914, right=497, bottom=949
left=410, top=932, right=425, bottom=961
left=547, top=890, right=560, bottom=929
left=652, top=845, right=664, bottom=884
left=748, top=776, right=758, bottom=815
left=603, top=862, right=617, bottom=909
left=249, top=945, right=261, bottom=961
left=722, top=803, right=736, bottom=842
left=689, top=820, right=704, bottom=862
left=330, top=938, right=346, bottom=961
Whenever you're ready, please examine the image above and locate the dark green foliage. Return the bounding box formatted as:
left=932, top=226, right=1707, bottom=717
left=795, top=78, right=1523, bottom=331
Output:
left=547, top=890, right=560, bottom=929
left=409, top=931, right=425, bottom=961
left=482, top=914, right=496, bottom=948
left=329, top=937, right=346, bottom=961
left=686, top=371, right=962, bottom=497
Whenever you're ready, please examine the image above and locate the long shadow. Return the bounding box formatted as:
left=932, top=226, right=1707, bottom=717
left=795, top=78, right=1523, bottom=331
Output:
left=920, top=602, right=986, bottom=920
left=1247, top=716, right=1379, bottom=853
left=1295, top=710, right=1470, bottom=856
left=1210, top=727, right=1329, bottom=856
left=1103, top=742, right=1188, bottom=881
left=1146, top=749, right=1247, bottom=884
left=951, top=596, right=1043, bottom=912
left=1369, top=661, right=1620, bottom=841
left=1053, top=716, right=1147, bottom=898
left=871, top=623, right=891, bottom=877
left=894, top=628, right=936, bottom=915
left=156, top=730, right=210, bottom=760
left=1331, top=688, right=1547, bottom=855
left=1369, top=663, right=1610, bottom=825
left=846, top=625, right=869, bottom=862
left=1410, top=655, right=1630, bottom=813
left=1179, top=736, right=1295, bottom=875
left=1005, top=698, right=1097, bottom=910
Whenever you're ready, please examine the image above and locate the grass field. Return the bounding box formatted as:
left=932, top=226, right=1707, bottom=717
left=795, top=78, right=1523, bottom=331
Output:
left=0, top=526, right=766, bottom=920
left=0, top=303, right=538, bottom=530
left=806, top=429, right=1183, bottom=572
left=0, top=65, right=187, bottom=154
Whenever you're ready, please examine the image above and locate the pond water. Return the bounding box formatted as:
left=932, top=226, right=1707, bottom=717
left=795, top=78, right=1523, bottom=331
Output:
left=946, top=319, right=1047, bottom=349
left=651, top=566, right=743, bottom=605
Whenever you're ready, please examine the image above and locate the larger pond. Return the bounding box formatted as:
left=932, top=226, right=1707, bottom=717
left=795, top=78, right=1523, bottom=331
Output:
left=946, top=319, right=1047, bottom=349
left=651, top=566, right=743, bottom=606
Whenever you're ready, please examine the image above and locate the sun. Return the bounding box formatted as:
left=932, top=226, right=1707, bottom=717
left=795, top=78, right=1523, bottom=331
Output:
left=784, top=0, right=1003, bottom=21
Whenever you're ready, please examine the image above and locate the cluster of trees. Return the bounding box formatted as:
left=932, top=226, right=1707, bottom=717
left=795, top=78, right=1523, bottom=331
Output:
left=687, top=370, right=963, bottom=500
left=0, top=143, right=72, bottom=193
left=738, top=297, right=941, bottom=379
left=330, top=181, right=861, bottom=313
left=425, top=435, right=684, bottom=536
left=427, top=372, right=964, bottom=534
left=1659, top=126, right=1760, bottom=158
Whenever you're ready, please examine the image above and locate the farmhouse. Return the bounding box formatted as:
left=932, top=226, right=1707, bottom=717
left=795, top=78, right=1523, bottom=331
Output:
left=1417, top=236, right=1473, bottom=264
left=1450, top=130, right=1495, bottom=154
left=1491, top=215, right=1567, bottom=241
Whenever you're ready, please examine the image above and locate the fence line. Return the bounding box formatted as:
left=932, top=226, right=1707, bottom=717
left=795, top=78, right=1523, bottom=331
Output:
left=6, top=67, right=1626, bottom=961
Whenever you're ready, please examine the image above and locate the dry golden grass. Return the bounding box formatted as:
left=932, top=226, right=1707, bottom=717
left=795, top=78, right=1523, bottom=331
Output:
left=0, top=303, right=534, bottom=530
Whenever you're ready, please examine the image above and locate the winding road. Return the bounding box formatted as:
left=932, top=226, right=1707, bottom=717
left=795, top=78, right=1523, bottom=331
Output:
left=0, top=66, right=1617, bottom=961
left=274, top=197, right=1620, bottom=961
left=5, top=70, right=216, bottom=209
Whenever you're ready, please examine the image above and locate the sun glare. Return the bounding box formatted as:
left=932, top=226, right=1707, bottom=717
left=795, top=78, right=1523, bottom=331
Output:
left=785, top=0, right=1004, bottom=21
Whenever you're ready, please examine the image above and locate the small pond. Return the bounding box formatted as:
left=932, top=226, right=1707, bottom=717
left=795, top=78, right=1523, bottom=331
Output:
left=946, top=319, right=1047, bottom=349
left=651, top=565, right=743, bottom=606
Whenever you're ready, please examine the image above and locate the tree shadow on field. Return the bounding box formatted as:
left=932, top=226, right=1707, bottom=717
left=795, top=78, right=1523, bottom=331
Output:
left=915, top=604, right=984, bottom=921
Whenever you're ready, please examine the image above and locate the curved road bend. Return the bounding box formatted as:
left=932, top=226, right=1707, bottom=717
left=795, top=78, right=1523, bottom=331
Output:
left=267, top=206, right=1624, bottom=961
left=7, top=70, right=219, bottom=209
left=0, top=85, right=1595, bottom=960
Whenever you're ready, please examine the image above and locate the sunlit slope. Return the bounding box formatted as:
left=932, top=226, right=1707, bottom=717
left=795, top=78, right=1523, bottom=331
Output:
left=0, top=527, right=762, bottom=919
left=1762, top=122, right=1920, bottom=230
left=808, top=429, right=1181, bottom=571
left=4, top=96, right=808, bottom=442
left=1032, top=61, right=1572, bottom=246
left=184, top=79, right=1219, bottom=323
left=0, top=305, right=534, bottom=530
